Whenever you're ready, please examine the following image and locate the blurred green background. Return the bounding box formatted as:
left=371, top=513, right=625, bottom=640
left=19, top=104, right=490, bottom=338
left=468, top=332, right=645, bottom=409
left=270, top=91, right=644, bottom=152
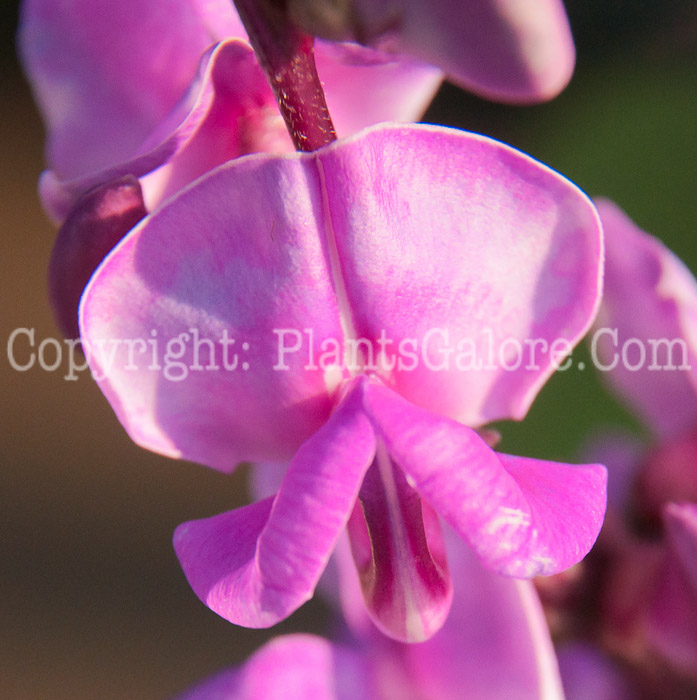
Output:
left=2, top=1, right=696, bottom=698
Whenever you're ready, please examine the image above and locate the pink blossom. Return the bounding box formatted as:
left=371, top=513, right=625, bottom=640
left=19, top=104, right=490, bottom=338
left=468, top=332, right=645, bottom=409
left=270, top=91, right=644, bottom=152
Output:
left=79, top=123, right=606, bottom=642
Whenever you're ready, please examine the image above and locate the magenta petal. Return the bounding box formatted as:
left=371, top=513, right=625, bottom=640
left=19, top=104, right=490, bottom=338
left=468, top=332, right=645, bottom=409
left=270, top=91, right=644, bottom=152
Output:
left=19, top=0, right=231, bottom=179
left=173, top=635, right=372, bottom=700
left=346, top=451, right=452, bottom=642
left=319, top=124, right=602, bottom=426
left=48, top=175, right=147, bottom=340
left=362, top=381, right=607, bottom=576
left=80, top=153, right=345, bottom=469
left=173, top=384, right=376, bottom=627
left=594, top=199, right=697, bottom=439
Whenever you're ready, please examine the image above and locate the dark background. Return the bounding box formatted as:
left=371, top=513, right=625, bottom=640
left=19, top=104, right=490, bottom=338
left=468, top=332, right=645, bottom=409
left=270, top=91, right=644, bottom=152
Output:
left=2, top=2, right=696, bottom=698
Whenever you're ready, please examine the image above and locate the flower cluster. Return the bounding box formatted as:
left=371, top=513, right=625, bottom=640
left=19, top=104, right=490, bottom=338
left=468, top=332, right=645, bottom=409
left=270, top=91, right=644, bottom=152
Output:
left=31, top=0, right=697, bottom=698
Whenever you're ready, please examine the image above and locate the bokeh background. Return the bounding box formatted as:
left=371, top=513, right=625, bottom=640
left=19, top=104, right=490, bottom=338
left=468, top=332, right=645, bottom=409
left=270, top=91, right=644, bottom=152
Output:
left=2, top=2, right=696, bottom=698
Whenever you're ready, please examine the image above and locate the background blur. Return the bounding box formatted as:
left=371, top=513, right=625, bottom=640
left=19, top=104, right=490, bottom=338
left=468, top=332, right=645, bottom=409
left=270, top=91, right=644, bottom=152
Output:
left=2, top=2, right=696, bottom=698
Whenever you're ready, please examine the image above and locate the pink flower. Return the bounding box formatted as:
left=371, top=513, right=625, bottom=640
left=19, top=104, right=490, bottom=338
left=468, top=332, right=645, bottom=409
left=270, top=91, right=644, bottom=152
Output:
left=79, top=123, right=606, bottom=641
left=289, top=0, right=576, bottom=103
left=172, top=537, right=566, bottom=699
left=19, top=0, right=440, bottom=212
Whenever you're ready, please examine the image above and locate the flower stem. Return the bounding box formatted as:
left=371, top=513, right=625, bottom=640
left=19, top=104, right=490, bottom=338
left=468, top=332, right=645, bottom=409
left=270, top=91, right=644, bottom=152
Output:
left=233, top=0, right=337, bottom=152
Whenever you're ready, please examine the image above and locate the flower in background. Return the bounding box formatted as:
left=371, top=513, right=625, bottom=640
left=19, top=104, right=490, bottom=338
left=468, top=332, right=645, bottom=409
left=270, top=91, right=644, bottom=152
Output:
left=172, top=536, right=566, bottom=699
left=545, top=199, right=697, bottom=696
left=288, top=0, right=576, bottom=103
left=79, top=123, right=606, bottom=642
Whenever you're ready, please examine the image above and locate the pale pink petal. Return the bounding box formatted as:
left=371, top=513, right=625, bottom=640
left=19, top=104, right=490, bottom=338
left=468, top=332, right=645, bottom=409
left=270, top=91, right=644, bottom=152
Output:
left=80, top=153, right=345, bottom=470
left=314, top=43, right=441, bottom=135
left=318, top=124, right=602, bottom=426
left=362, top=381, right=607, bottom=577
left=173, top=383, right=376, bottom=626
left=593, top=198, right=697, bottom=439
left=40, top=40, right=290, bottom=223
left=48, top=175, right=147, bottom=340
left=172, top=635, right=373, bottom=700
left=18, top=0, right=236, bottom=179
left=406, top=540, right=565, bottom=700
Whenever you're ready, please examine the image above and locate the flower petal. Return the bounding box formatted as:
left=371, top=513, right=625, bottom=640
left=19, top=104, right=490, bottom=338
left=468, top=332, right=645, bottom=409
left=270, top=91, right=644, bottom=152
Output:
left=314, top=42, right=441, bottom=135
left=48, top=175, right=147, bottom=340
left=395, top=0, right=576, bottom=102
left=346, top=446, right=452, bottom=642
left=593, top=198, right=697, bottom=439
left=290, top=0, right=575, bottom=103
left=40, top=40, right=289, bottom=223
left=317, top=123, right=602, bottom=425
left=80, top=152, right=345, bottom=469
left=19, top=0, right=234, bottom=179
left=82, top=124, right=601, bottom=466
left=172, top=634, right=373, bottom=700
left=173, top=382, right=376, bottom=627
left=362, top=380, right=607, bottom=577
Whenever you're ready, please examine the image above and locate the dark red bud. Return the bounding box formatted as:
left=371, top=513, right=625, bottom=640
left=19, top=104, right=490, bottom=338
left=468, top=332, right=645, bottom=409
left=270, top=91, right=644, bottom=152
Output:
left=48, top=175, right=147, bottom=340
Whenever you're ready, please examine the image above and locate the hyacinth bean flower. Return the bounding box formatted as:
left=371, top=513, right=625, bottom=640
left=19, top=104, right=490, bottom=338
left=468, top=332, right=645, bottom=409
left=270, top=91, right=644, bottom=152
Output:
left=582, top=200, right=697, bottom=683
left=288, top=0, right=576, bottom=103
left=172, top=540, right=566, bottom=699
left=19, top=0, right=441, bottom=216
left=80, top=123, right=607, bottom=642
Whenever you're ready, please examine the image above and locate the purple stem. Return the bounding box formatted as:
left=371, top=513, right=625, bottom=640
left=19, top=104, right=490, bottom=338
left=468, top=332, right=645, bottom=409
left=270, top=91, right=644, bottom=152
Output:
left=234, top=0, right=337, bottom=152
